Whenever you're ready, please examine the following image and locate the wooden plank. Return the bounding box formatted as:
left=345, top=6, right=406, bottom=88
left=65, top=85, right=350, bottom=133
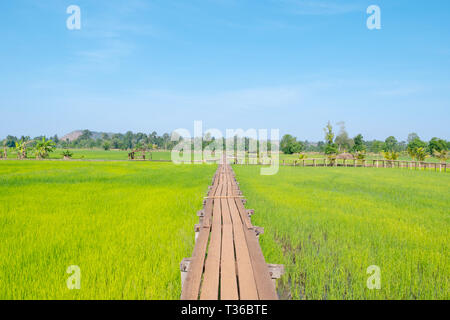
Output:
left=220, top=198, right=239, bottom=300
left=182, top=163, right=280, bottom=300
left=180, top=225, right=210, bottom=300
left=229, top=177, right=253, bottom=230
left=180, top=164, right=221, bottom=300
left=203, top=168, right=222, bottom=228
left=227, top=196, right=259, bottom=300
left=199, top=181, right=224, bottom=299
left=233, top=196, right=278, bottom=300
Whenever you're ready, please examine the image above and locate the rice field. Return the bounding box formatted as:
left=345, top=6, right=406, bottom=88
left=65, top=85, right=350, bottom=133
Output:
left=1, top=159, right=448, bottom=300
left=4, top=149, right=173, bottom=161
left=4, top=148, right=447, bottom=164
left=279, top=152, right=449, bottom=163
left=0, top=161, right=216, bottom=299
left=233, top=165, right=450, bottom=300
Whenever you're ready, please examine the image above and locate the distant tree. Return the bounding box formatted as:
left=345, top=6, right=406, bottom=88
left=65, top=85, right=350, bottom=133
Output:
left=2, top=140, right=7, bottom=159
left=61, top=150, right=73, bottom=159
left=5, top=135, right=18, bottom=148
left=407, top=133, right=420, bottom=144
left=324, top=121, right=334, bottom=145
left=384, top=136, right=398, bottom=152
left=413, top=147, right=428, bottom=162
left=383, top=151, right=399, bottom=160
left=334, top=122, right=354, bottom=152
left=280, top=134, right=304, bottom=154
left=102, top=141, right=111, bottom=151
left=355, top=150, right=367, bottom=161
left=351, top=134, right=365, bottom=153
left=15, top=140, right=30, bottom=159
left=323, top=122, right=338, bottom=162
left=397, top=141, right=407, bottom=152
left=124, top=131, right=134, bottom=149
left=34, top=137, right=56, bottom=159
left=427, top=137, right=447, bottom=155
left=52, top=134, right=59, bottom=144
left=317, top=141, right=325, bottom=152
left=162, top=133, right=170, bottom=150
left=368, top=140, right=384, bottom=153
left=407, top=137, right=427, bottom=160
left=79, top=130, right=93, bottom=140
left=433, top=150, right=448, bottom=163
left=149, top=131, right=158, bottom=145
left=292, top=141, right=305, bottom=153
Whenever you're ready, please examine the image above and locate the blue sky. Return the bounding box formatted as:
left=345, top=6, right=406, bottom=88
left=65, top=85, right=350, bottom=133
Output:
left=0, top=0, right=449, bottom=141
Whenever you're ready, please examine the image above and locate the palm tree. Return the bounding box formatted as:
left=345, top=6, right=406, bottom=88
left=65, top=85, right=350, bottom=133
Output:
left=2, top=140, right=7, bottom=159
left=414, top=147, right=428, bottom=162
left=61, top=149, right=74, bottom=160
left=383, top=151, right=399, bottom=160
left=34, top=137, right=56, bottom=159
left=15, top=140, right=30, bottom=159
left=434, top=149, right=448, bottom=163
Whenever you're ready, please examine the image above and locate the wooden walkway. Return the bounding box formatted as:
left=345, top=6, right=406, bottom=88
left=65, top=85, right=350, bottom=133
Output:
left=180, top=162, right=283, bottom=300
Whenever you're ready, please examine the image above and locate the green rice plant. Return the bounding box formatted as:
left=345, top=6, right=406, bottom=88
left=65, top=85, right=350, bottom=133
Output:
left=0, top=161, right=216, bottom=299
left=233, top=165, right=449, bottom=300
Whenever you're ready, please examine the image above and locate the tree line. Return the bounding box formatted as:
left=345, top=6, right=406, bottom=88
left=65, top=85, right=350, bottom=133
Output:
left=281, top=122, right=449, bottom=162
left=2, top=124, right=449, bottom=162
left=2, top=130, right=178, bottom=152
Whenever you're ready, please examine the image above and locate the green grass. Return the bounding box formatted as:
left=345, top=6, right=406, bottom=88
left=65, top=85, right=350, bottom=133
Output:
left=0, top=161, right=216, bottom=299
left=279, top=152, right=449, bottom=163
left=4, top=149, right=173, bottom=161
left=233, top=165, right=449, bottom=300
left=3, top=148, right=447, bottom=164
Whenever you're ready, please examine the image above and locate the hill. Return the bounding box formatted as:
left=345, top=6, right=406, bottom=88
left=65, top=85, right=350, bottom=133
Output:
left=60, top=130, right=112, bottom=142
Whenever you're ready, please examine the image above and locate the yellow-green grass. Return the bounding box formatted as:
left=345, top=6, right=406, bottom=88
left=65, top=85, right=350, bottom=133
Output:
left=4, top=149, right=205, bottom=161
left=279, top=152, right=449, bottom=163
left=4, top=149, right=173, bottom=161
left=277, top=152, right=448, bottom=164
left=0, top=161, right=216, bottom=299
left=233, top=166, right=449, bottom=300
left=4, top=148, right=447, bottom=164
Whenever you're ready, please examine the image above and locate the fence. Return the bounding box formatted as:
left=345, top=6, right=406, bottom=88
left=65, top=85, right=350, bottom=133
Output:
left=228, top=157, right=448, bottom=172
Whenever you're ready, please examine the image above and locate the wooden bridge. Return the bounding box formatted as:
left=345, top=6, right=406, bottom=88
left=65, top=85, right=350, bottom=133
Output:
left=180, top=162, right=283, bottom=300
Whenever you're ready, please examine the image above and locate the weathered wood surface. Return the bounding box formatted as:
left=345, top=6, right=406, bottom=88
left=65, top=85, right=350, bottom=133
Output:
left=181, top=161, right=279, bottom=300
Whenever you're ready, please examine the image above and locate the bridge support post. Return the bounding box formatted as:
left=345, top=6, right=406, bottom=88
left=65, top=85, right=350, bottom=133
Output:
left=194, top=224, right=201, bottom=242
left=180, top=258, right=192, bottom=290
left=267, top=264, right=285, bottom=288
left=253, top=226, right=264, bottom=240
